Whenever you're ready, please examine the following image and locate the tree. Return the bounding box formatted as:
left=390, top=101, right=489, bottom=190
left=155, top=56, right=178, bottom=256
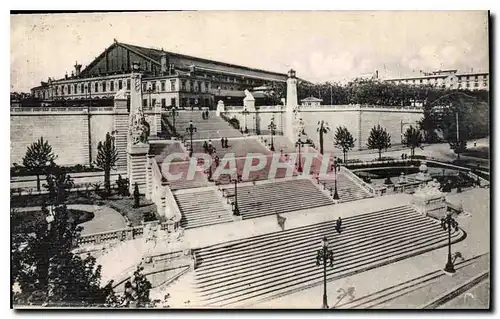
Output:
left=403, top=126, right=423, bottom=158
left=449, top=140, right=468, bottom=160
left=11, top=164, right=154, bottom=307
left=133, top=183, right=140, bottom=208
left=367, top=124, right=392, bottom=160
left=22, top=137, right=57, bottom=191
left=317, top=120, right=330, bottom=155
left=12, top=164, right=108, bottom=306
left=334, top=126, right=356, bottom=163
left=95, top=132, right=119, bottom=196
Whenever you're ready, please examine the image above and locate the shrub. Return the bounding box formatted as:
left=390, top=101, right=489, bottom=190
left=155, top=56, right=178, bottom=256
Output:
left=116, top=175, right=130, bottom=196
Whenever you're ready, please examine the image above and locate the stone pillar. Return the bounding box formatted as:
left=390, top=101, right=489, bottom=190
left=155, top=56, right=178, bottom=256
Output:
left=285, top=69, right=298, bottom=141
left=113, top=89, right=129, bottom=169
left=216, top=100, right=225, bottom=117
left=154, top=102, right=162, bottom=136
left=130, top=62, right=142, bottom=115
left=127, top=63, right=150, bottom=195
left=243, top=90, right=255, bottom=111
left=127, top=143, right=150, bottom=195
left=145, top=154, right=155, bottom=200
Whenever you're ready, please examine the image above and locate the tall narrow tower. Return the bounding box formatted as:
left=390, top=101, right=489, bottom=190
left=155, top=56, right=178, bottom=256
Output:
left=285, top=69, right=298, bottom=141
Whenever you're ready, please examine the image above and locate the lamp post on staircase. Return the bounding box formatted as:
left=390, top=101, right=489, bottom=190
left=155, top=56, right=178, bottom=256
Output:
left=186, top=120, right=197, bottom=157
left=230, top=173, right=242, bottom=216
left=295, top=132, right=310, bottom=173
left=316, top=236, right=334, bottom=309
left=441, top=212, right=459, bottom=274
left=268, top=116, right=277, bottom=152
left=242, top=107, right=250, bottom=134
left=333, top=161, right=339, bottom=201
left=168, top=106, right=179, bottom=137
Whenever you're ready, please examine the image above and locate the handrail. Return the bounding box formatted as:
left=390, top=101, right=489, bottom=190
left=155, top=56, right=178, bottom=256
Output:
left=340, top=166, right=381, bottom=195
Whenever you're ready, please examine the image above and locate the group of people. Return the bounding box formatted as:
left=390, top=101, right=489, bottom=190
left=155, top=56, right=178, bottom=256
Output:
left=201, top=110, right=210, bottom=120
left=220, top=137, right=230, bottom=148
left=203, top=140, right=216, bottom=155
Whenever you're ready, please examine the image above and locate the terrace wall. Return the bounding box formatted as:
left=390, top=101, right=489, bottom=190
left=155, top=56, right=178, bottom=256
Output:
left=10, top=106, right=161, bottom=167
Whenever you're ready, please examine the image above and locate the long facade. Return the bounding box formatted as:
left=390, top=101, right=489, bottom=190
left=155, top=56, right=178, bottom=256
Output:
left=384, top=69, right=489, bottom=91
left=30, top=39, right=288, bottom=108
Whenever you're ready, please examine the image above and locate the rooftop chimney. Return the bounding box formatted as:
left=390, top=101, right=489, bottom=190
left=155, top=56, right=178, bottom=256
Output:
left=74, top=61, right=82, bottom=77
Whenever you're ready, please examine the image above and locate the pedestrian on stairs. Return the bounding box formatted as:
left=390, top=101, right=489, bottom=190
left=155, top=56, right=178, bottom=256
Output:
left=221, top=137, right=225, bottom=148
left=214, top=155, right=220, bottom=167
left=203, top=141, right=208, bottom=153
left=205, top=110, right=210, bottom=119
left=224, top=137, right=229, bottom=148
left=202, top=112, right=206, bottom=120
left=336, top=217, right=342, bottom=233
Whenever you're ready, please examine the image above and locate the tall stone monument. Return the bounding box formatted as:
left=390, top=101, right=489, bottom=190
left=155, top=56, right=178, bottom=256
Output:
left=285, top=69, right=298, bottom=141
left=127, top=62, right=150, bottom=195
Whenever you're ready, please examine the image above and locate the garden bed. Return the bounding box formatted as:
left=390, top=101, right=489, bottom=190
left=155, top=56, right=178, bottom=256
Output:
left=107, top=196, right=161, bottom=226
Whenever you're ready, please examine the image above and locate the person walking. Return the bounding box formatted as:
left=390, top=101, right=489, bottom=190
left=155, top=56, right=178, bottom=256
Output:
left=214, top=155, right=220, bottom=168
left=203, top=141, right=208, bottom=153
left=336, top=217, right=342, bottom=233
left=221, top=137, right=225, bottom=149
left=224, top=137, right=229, bottom=148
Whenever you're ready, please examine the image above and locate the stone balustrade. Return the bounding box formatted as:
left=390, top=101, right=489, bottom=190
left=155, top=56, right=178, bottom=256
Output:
left=340, top=166, right=383, bottom=195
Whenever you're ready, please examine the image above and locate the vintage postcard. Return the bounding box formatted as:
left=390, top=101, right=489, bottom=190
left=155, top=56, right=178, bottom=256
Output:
left=10, top=11, right=490, bottom=309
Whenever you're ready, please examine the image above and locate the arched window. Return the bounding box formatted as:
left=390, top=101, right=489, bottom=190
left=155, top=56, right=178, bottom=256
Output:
left=102, top=81, right=107, bottom=92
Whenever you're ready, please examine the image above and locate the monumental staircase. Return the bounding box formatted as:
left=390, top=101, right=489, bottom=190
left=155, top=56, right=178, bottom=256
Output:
left=221, top=178, right=334, bottom=220
left=188, top=205, right=466, bottom=308
left=174, top=189, right=234, bottom=229
left=164, top=111, right=243, bottom=140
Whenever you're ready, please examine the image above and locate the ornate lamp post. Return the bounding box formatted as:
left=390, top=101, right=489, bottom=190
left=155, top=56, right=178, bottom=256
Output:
left=168, top=106, right=179, bottom=137
left=241, top=107, right=250, bottom=134
left=333, top=161, right=339, bottom=200
left=441, top=213, right=459, bottom=274
left=316, top=236, right=334, bottom=309
left=268, top=116, right=277, bottom=151
left=295, top=132, right=310, bottom=173
left=186, top=120, right=197, bottom=157
left=230, top=173, right=243, bottom=216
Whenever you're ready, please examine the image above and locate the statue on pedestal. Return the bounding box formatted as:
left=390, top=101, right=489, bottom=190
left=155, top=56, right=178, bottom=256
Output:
left=129, top=106, right=150, bottom=145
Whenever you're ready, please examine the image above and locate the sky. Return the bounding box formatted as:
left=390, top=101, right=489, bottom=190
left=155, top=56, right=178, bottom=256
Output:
left=10, top=11, right=489, bottom=92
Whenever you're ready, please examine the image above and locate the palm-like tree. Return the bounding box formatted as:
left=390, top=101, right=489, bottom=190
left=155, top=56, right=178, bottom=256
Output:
left=317, top=120, right=330, bottom=155
left=22, top=137, right=57, bottom=191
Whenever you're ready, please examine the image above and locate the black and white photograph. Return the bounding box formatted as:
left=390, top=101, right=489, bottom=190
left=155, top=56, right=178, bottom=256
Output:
left=9, top=10, right=491, bottom=309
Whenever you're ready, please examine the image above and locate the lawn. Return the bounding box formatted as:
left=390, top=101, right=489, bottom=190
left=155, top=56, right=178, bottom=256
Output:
left=11, top=190, right=161, bottom=228
left=11, top=209, right=94, bottom=234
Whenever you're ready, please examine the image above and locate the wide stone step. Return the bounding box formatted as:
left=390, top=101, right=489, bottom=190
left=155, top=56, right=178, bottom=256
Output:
left=190, top=205, right=465, bottom=307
